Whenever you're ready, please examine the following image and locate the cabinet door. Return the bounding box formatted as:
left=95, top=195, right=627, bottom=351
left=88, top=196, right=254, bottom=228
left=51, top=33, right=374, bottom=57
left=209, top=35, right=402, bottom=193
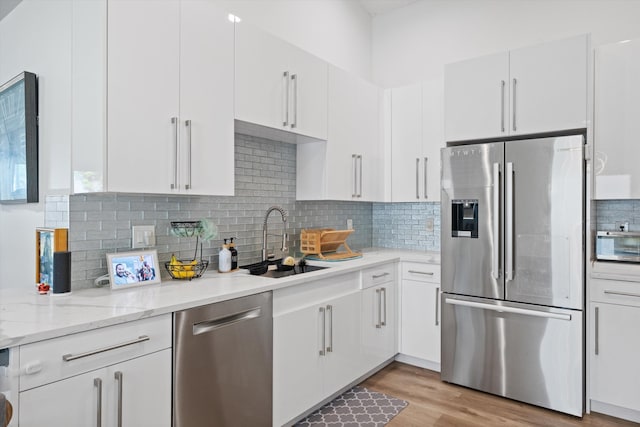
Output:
left=422, top=79, right=444, bottom=202
left=594, top=39, right=640, bottom=199
left=361, top=283, right=397, bottom=371
left=445, top=52, right=509, bottom=142
left=179, top=1, right=234, bottom=196
left=20, top=367, right=107, bottom=427
left=289, top=45, right=328, bottom=140
left=107, top=0, right=180, bottom=193
left=590, top=303, right=640, bottom=412
left=400, top=279, right=440, bottom=363
left=273, top=304, right=324, bottom=427
left=391, top=84, right=423, bottom=202
left=234, top=22, right=289, bottom=132
left=509, top=34, right=588, bottom=136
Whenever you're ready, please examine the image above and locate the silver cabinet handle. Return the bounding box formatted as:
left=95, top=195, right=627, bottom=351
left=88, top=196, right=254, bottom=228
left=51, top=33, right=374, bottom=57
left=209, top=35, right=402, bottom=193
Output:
left=114, top=371, right=123, bottom=427
left=94, top=378, right=102, bottom=427
left=415, top=158, right=420, bottom=199
left=381, top=287, right=387, bottom=327
left=282, top=71, right=289, bottom=126
left=376, top=289, right=382, bottom=329
left=500, top=80, right=505, bottom=133
left=423, top=157, right=428, bottom=199
left=435, top=287, right=440, bottom=326
left=372, top=272, right=390, bottom=279
left=352, top=154, right=358, bottom=198
left=193, top=307, right=261, bottom=335
left=171, top=117, right=178, bottom=189
left=358, top=155, right=363, bottom=198
left=291, top=73, right=298, bottom=129
left=505, top=162, right=514, bottom=281
left=604, top=290, right=640, bottom=298
left=185, top=119, right=192, bottom=190
left=408, top=270, right=434, bottom=275
left=492, top=162, right=501, bottom=280
left=319, top=307, right=325, bottom=356
left=62, top=335, right=150, bottom=362
left=512, top=78, right=517, bottom=132
left=326, top=304, right=333, bottom=353
left=595, top=306, right=599, bottom=355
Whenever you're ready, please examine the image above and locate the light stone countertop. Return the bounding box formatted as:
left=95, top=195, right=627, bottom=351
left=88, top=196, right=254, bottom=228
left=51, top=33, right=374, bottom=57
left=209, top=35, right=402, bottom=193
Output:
left=0, top=249, right=439, bottom=349
left=591, top=260, right=640, bottom=282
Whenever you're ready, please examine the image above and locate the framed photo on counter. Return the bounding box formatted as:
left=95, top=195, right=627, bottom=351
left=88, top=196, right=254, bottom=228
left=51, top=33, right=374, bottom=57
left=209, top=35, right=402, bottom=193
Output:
left=107, top=250, right=161, bottom=290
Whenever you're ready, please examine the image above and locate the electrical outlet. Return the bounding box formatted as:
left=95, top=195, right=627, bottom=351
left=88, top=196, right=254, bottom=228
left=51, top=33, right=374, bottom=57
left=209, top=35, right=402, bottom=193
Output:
left=132, top=225, right=156, bottom=248
left=425, top=218, right=434, bottom=232
left=346, top=219, right=353, bottom=230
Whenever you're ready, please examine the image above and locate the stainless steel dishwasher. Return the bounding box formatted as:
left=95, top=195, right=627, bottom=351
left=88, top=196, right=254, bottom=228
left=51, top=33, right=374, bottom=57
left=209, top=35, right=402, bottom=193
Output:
left=173, top=291, right=272, bottom=427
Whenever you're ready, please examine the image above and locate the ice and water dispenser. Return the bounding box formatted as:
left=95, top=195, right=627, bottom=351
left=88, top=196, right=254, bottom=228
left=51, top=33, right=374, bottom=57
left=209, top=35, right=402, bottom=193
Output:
left=451, top=199, right=478, bottom=238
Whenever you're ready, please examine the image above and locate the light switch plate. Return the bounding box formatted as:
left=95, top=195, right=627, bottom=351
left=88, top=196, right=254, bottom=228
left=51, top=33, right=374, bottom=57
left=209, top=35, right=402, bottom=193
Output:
left=346, top=219, right=353, bottom=230
left=132, top=225, right=156, bottom=248
left=426, top=218, right=434, bottom=232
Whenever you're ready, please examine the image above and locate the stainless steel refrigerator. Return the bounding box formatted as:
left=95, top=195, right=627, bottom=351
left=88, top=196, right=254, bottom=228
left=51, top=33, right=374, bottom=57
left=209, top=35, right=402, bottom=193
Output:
left=440, top=134, right=585, bottom=416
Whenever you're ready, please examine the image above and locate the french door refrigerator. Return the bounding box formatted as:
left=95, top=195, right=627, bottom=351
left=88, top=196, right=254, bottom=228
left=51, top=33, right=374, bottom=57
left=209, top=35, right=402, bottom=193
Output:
left=440, top=134, right=585, bottom=416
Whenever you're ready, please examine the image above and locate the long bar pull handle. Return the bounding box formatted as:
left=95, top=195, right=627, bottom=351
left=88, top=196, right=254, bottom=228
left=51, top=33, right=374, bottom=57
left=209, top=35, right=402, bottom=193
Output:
left=114, top=371, right=123, bottom=427
left=416, top=158, right=420, bottom=199
left=492, top=162, right=501, bottom=280
left=376, top=289, right=382, bottom=328
left=445, top=298, right=572, bottom=321
left=604, top=290, right=640, bottom=298
left=282, top=71, right=289, bottom=126
left=319, top=307, right=326, bottom=356
left=381, top=287, right=387, bottom=327
left=63, top=336, right=150, bottom=362
left=185, top=120, right=192, bottom=190
left=171, top=117, right=178, bottom=189
left=326, top=305, right=333, bottom=353
left=500, top=80, right=505, bottom=132
left=291, top=74, right=298, bottom=129
left=408, top=270, right=434, bottom=276
left=512, top=78, right=517, bottom=132
left=358, top=155, right=363, bottom=198
left=424, top=157, right=428, bottom=199
left=372, top=272, right=390, bottom=279
left=193, top=307, right=261, bottom=335
left=595, top=306, right=600, bottom=355
left=435, top=287, right=440, bottom=326
left=94, top=378, right=102, bottom=427
left=352, top=154, right=358, bottom=198
left=505, top=161, right=514, bottom=281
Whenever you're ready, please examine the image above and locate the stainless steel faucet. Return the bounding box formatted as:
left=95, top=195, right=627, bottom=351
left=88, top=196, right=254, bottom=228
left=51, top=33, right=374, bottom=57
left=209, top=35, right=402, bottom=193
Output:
left=262, top=206, right=288, bottom=262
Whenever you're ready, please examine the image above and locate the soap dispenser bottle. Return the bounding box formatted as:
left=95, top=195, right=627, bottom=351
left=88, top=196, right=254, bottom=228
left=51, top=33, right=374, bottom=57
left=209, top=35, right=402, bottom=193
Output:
left=218, top=239, right=231, bottom=273
left=229, top=237, right=238, bottom=270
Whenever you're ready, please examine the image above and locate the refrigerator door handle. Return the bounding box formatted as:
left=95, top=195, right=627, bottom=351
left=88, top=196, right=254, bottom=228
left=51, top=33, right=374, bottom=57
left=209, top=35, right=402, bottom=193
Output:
left=444, top=298, right=572, bottom=321
left=505, top=161, right=514, bottom=281
left=492, top=162, right=501, bottom=279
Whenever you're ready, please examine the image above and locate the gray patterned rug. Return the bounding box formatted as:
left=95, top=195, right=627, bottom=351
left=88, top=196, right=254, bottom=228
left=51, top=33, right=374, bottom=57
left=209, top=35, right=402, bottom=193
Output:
left=294, top=386, right=408, bottom=427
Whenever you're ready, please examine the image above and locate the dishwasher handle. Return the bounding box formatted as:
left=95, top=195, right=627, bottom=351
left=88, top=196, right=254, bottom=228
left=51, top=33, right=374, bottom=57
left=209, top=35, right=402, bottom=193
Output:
left=192, top=307, right=262, bottom=335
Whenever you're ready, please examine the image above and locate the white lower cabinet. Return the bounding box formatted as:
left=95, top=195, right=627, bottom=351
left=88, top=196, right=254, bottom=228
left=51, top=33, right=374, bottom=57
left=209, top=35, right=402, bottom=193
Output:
left=273, top=273, right=362, bottom=426
left=399, top=262, right=441, bottom=370
left=18, top=314, right=172, bottom=427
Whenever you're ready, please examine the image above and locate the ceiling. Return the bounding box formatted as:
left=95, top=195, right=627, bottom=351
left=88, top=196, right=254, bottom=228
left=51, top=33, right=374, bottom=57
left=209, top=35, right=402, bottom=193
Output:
left=359, top=0, right=420, bottom=17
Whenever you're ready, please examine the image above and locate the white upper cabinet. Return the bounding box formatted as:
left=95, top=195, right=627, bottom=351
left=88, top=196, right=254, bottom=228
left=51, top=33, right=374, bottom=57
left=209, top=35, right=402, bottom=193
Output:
left=445, top=34, right=588, bottom=142
left=235, top=22, right=328, bottom=140
left=594, top=39, right=640, bottom=199
left=390, top=81, right=443, bottom=202
left=107, top=0, right=234, bottom=196
left=297, top=65, right=383, bottom=201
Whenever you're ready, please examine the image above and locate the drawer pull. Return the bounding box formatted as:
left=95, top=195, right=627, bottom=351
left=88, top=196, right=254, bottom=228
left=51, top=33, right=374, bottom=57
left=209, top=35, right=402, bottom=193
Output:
left=408, top=270, right=434, bottom=276
left=604, top=290, right=640, bottom=298
left=94, top=377, right=103, bottom=427
left=372, top=272, right=390, bottom=279
left=62, top=335, right=150, bottom=362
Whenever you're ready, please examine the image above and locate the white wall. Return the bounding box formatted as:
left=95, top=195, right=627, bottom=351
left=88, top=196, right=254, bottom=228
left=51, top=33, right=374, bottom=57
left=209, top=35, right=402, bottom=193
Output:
left=218, top=0, right=373, bottom=80
left=0, top=0, right=72, bottom=288
left=372, top=0, right=640, bottom=88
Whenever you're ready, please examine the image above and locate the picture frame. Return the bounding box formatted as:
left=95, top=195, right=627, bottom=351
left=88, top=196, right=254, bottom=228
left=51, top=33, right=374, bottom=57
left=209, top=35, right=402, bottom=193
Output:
left=35, top=228, right=68, bottom=285
left=106, top=250, right=161, bottom=290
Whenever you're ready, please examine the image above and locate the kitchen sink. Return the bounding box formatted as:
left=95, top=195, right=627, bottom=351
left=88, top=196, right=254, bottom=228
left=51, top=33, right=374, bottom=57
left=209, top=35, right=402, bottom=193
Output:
left=240, top=261, right=328, bottom=278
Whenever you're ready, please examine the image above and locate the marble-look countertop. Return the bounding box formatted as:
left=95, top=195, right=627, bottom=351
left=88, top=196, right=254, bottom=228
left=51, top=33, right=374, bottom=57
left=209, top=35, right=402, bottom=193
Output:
left=0, top=249, right=439, bottom=349
left=591, top=259, right=640, bottom=282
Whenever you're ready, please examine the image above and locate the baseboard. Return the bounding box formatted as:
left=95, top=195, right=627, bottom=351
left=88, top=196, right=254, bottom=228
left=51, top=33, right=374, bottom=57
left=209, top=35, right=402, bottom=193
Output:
left=590, top=400, right=640, bottom=423
left=395, top=353, right=441, bottom=372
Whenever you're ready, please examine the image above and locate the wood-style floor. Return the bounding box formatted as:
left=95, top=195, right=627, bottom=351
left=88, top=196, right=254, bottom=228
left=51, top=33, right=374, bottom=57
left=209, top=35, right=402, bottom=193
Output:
left=361, top=362, right=636, bottom=427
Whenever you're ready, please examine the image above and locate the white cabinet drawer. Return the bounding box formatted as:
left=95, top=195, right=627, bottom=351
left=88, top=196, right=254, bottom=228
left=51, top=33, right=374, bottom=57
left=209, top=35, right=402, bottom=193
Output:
left=592, top=278, right=640, bottom=308
left=402, top=262, right=440, bottom=283
left=20, top=314, right=171, bottom=391
left=361, top=263, right=396, bottom=289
